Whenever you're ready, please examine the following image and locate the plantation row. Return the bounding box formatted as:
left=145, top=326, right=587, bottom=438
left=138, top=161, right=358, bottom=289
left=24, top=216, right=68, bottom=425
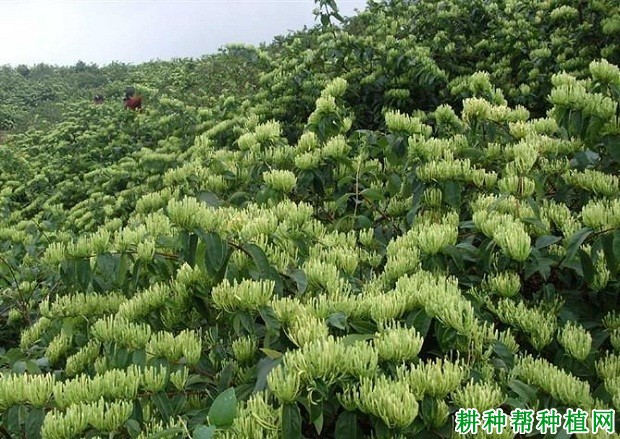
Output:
left=0, top=0, right=619, bottom=438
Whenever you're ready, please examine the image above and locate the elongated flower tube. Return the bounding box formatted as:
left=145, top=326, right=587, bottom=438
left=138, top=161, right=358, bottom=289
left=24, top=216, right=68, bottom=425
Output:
left=40, top=406, right=88, bottom=439
left=452, top=381, right=505, bottom=413
left=65, top=339, right=101, bottom=377
left=515, top=355, right=594, bottom=408
left=321, top=77, right=348, bottom=98
left=267, top=364, right=301, bottom=404
left=91, top=315, right=152, bottom=350
left=397, top=358, right=467, bottom=399
left=385, top=109, right=432, bottom=137
left=212, top=279, right=275, bottom=313
left=20, top=317, right=53, bottom=350
left=0, top=373, right=55, bottom=409
left=343, top=375, right=419, bottom=429
left=117, top=282, right=170, bottom=321
left=558, top=322, right=592, bottom=361
left=169, top=367, right=189, bottom=391
left=490, top=299, right=557, bottom=350
left=166, top=196, right=220, bottom=232
left=416, top=223, right=458, bottom=255
left=232, top=336, right=258, bottom=363
left=286, top=313, right=329, bottom=348
left=493, top=223, right=531, bottom=262
left=374, top=321, right=424, bottom=363
left=498, top=175, right=536, bottom=198
left=140, top=365, right=168, bottom=392
left=85, top=398, right=134, bottom=432
left=45, top=331, right=72, bottom=365
left=483, top=271, right=521, bottom=297
left=581, top=199, right=620, bottom=231
left=262, top=169, right=297, bottom=193
left=596, top=353, right=620, bottom=381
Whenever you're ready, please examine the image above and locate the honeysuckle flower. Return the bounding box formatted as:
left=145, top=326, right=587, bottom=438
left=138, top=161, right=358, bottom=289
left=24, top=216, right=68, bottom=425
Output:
left=416, top=222, right=459, bottom=255
left=558, top=322, right=592, bottom=361
left=590, top=59, right=620, bottom=86
left=385, top=109, right=432, bottom=137
left=40, top=406, right=88, bottom=439
left=232, top=336, right=258, bottom=363
left=267, top=364, right=301, bottom=404
left=140, top=365, right=168, bottom=393
left=493, top=223, right=531, bottom=262
left=296, top=131, right=319, bottom=152
left=85, top=398, right=134, bottom=432
left=343, top=375, right=419, bottom=429
left=20, top=317, right=53, bottom=350
left=490, top=299, right=557, bottom=350
left=596, top=353, right=620, bottom=381
left=565, top=169, right=619, bottom=198
left=212, top=279, right=275, bottom=313
left=320, top=135, right=350, bottom=159
left=91, top=315, right=152, bottom=350
left=581, top=198, right=620, bottom=231
left=452, top=381, right=505, bottom=413
left=169, top=367, right=189, bottom=391
left=65, top=340, right=101, bottom=377
left=262, top=169, right=297, bottom=193
left=374, top=321, right=424, bottom=362
left=397, top=358, right=467, bottom=398
left=321, top=77, right=348, bottom=98
left=286, top=313, right=329, bottom=348
left=41, top=292, right=125, bottom=319
left=166, top=196, right=220, bottom=232
left=515, top=355, right=594, bottom=408
left=484, top=271, right=521, bottom=297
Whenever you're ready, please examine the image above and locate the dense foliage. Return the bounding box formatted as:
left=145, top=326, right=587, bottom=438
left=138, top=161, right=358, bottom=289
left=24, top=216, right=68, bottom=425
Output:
left=1, top=0, right=619, bottom=438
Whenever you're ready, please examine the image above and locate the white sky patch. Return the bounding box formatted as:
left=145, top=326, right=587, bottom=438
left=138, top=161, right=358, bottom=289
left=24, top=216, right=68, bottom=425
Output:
left=0, top=0, right=367, bottom=66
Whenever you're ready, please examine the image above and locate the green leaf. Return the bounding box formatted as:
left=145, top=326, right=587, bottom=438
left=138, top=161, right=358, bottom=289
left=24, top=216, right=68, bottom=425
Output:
left=361, top=187, right=384, bottom=202
left=335, top=411, right=359, bottom=439
left=254, top=357, right=282, bottom=393
left=491, top=341, right=514, bottom=369
left=327, top=312, right=348, bottom=330
left=75, top=258, right=92, bottom=291
left=442, top=180, right=461, bottom=208
left=339, top=334, right=374, bottom=347
left=613, top=229, right=620, bottom=263
left=281, top=403, right=302, bottom=439
left=193, top=425, right=216, bottom=439
left=208, top=387, right=237, bottom=427
left=149, top=428, right=185, bottom=439
left=152, top=391, right=173, bottom=420
left=199, top=231, right=229, bottom=276
left=435, top=321, right=457, bottom=350
left=25, top=406, right=45, bottom=439
left=286, top=268, right=308, bottom=295
left=579, top=249, right=595, bottom=286
left=406, top=308, right=432, bottom=337
left=535, top=235, right=562, bottom=249
left=353, top=214, right=373, bottom=229
left=507, top=379, right=537, bottom=406
left=561, top=228, right=592, bottom=268
left=197, top=191, right=223, bottom=207
left=125, top=419, right=142, bottom=438
left=260, top=348, right=283, bottom=359
left=420, top=397, right=442, bottom=430
left=242, top=243, right=283, bottom=294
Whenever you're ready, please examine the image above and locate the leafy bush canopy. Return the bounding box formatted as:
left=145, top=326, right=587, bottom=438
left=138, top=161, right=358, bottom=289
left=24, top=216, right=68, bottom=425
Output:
left=0, top=0, right=619, bottom=438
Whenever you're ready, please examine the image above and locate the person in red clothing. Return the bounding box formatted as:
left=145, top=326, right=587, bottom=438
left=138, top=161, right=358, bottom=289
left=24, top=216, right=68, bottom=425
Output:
left=123, top=87, right=142, bottom=111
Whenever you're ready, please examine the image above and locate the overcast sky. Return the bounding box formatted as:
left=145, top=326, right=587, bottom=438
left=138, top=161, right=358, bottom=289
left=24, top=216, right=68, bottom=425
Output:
left=0, top=0, right=367, bottom=67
